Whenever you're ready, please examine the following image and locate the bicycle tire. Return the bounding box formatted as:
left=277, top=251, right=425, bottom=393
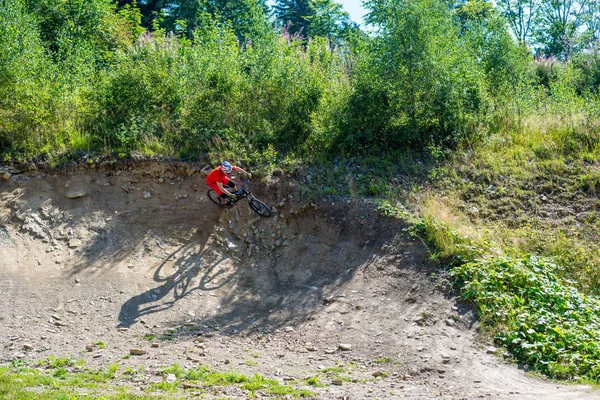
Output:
left=248, top=196, right=272, bottom=217
left=207, top=189, right=226, bottom=207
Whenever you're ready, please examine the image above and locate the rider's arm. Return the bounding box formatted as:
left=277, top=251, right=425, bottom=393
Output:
left=235, top=167, right=250, bottom=177
left=217, top=182, right=235, bottom=197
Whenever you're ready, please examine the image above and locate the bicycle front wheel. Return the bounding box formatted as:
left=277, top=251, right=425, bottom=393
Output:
left=248, top=196, right=272, bottom=217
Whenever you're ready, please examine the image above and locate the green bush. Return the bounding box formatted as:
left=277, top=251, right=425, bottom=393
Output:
left=452, top=256, right=600, bottom=381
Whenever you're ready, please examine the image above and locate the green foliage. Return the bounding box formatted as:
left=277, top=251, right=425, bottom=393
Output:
left=452, top=256, right=600, bottom=381
left=343, top=0, right=488, bottom=153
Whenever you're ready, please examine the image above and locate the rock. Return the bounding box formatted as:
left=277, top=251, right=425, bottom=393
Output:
left=166, top=374, right=176, bottom=383
left=331, top=379, right=343, bottom=386
left=338, top=343, right=352, bottom=351
left=486, top=346, right=496, bottom=354
left=445, top=319, right=455, bottom=326
left=23, top=343, right=33, bottom=351
left=86, top=345, right=94, bottom=352
left=158, top=178, right=164, bottom=183
left=93, top=353, right=102, bottom=359
left=284, top=326, right=295, bottom=333
left=283, top=377, right=295, bottom=381
left=143, top=191, right=152, bottom=199
left=372, top=371, right=386, bottom=377
left=305, top=345, right=317, bottom=352
left=66, top=190, right=86, bottom=199
left=2, top=172, right=11, bottom=181
left=68, top=239, right=82, bottom=249
left=151, top=343, right=160, bottom=348
left=130, top=349, right=147, bottom=355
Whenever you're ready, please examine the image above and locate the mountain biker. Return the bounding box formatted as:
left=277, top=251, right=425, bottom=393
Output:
left=205, top=161, right=251, bottom=204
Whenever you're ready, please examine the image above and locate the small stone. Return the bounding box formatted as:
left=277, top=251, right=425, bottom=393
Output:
left=166, top=374, right=176, bottom=383
left=338, top=343, right=352, bottom=351
left=284, top=326, right=295, bottom=333
left=372, top=371, right=385, bottom=377
left=158, top=178, right=164, bottom=183
left=86, top=345, right=94, bottom=352
left=151, top=343, right=160, bottom=348
left=486, top=346, right=496, bottom=354
left=130, top=349, right=147, bottom=355
left=331, top=379, right=343, bottom=386
left=23, top=343, right=33, bottom=350
left=66, top=190, right=87, bottom=199
left=2, top=172, right=11, bottom=181
left=93, top=353, right=102, bottom=359
left=224, top=359, right=230, bottom=365
left=143, top=192, right=152, bottom=199
left=445, top=319, right=455, bottom=326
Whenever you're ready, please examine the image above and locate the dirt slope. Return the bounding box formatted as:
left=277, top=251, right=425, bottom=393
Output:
left=0, top=165, right=597, bottom=399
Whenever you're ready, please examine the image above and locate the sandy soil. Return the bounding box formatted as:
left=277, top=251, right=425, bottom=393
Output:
left=0, top=164, right=596, bottom=399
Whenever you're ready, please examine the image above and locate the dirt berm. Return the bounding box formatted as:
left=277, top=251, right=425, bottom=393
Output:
left=0, top=164, right=596, bottom=399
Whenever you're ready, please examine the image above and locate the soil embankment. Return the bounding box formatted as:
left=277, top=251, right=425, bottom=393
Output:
left=0, top=165, right=595, bottom=399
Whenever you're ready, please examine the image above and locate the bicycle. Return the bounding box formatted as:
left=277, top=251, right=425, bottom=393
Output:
left=207, top=179, right=272, bottom=217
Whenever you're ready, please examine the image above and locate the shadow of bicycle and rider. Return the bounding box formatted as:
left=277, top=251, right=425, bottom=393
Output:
left=117, top=230, right=241, bottom=328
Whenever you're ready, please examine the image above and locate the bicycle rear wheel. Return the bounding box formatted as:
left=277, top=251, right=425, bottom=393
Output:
left=248, top=196, right=272, bottom=217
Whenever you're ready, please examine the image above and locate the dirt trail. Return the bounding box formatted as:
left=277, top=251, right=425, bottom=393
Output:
left=0, top=165, right=597, bottom=399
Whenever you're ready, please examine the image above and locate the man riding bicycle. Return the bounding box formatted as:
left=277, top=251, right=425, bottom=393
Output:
left=205, top=161, right=251, bottom=204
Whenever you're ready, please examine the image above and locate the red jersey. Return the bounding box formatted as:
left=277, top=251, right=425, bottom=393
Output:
left=205, top=166, right=236, bottom=185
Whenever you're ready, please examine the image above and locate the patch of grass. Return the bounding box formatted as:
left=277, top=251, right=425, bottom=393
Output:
left=143, top=334, right=155, bottom=341
left=305, top=375, right=325, bottom=387
left=94, top=341, right=106, bottom=349
left=146, top=381, right=179, bottom=392
left=36, top=356, right=76, bottom=369
left=244, top=360, right=258, bottom=367
left=375, top=357, right=397, bottom=365
left=161, top=363, right=185, bottom=378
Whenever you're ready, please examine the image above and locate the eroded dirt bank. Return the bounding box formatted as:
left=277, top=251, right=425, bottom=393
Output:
left=0, top=165, right=596, bottom=399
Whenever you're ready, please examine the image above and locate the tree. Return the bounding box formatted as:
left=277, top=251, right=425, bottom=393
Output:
left=274, top=0, right=314, bottom=37
left=305, top=0, right=350, bottom=41
left=165, top=0, right=270, bottom=41
left=456, top=0, right=529, bottom=90
left=342, top=0, right=487, bottom=151
left=495, top=0, right=538, bottom=45
left=534, top=0, right=587, bottom=59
